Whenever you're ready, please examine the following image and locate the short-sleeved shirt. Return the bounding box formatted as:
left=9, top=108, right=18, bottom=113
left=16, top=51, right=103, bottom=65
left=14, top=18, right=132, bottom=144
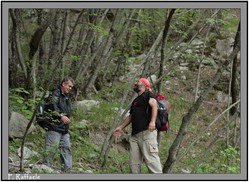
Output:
left=130, top=91, right=157, bottom=135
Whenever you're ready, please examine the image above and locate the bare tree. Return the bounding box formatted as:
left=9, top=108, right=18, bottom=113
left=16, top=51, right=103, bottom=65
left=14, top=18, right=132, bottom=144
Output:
left=75, top=9, right=109, bottom=83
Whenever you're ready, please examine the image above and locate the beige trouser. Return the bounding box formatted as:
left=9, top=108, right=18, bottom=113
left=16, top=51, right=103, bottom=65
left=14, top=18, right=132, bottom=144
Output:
left=129, top=130, right=162, bottom=173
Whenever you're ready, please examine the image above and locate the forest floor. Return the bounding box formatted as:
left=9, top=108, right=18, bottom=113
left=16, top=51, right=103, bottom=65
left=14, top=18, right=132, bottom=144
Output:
left=8, top=61, right=240, bottom=174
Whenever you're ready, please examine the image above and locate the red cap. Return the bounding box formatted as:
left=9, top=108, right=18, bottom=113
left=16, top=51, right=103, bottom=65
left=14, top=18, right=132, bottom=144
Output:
left=139, top=78, right=150, bottom=88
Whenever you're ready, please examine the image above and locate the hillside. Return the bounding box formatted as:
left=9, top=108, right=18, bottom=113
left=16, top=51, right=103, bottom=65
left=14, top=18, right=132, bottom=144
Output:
left=8, top=40, right=240, bottom=174
left=7, top=7, right=241, bottom=175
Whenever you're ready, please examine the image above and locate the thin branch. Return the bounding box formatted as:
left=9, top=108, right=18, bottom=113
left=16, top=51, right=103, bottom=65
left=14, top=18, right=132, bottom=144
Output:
left=191, top=112, right=239, bottom=173
left=175, top=99, right=240, bottom=163
left=194, top=24, right=212, bottom=102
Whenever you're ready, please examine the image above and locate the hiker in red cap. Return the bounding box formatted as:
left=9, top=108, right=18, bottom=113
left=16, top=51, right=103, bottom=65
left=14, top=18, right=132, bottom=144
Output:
left=113, top=78, right=162, bottom=173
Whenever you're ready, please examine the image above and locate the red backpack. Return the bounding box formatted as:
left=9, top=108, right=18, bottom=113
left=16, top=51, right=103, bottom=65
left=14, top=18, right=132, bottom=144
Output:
left=155, top=94, right=171, bottom=132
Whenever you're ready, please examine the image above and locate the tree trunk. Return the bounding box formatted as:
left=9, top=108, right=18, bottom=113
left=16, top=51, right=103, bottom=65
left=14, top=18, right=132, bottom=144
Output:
left=9, top=9, right=28, bottom=80
left=61, top=10, right=68, bottom=78
left=158, top=9, right=176, bottom=93
left=9, top=11, right=19, bottom=87
left=30, top=10, right=56, bottom=60
left=141, top=30, right=163, bottom=77
left=230, top=22, right=240, bottom=115
left=50, top=10, right=61, bottom=62
left=28, top=9, right=56, bottom=90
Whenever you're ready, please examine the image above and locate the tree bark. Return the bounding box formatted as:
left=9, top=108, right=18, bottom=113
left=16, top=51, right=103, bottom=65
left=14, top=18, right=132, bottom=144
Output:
left=158, top=9, right=176, bottom=93
left=141, top=30, right=163, bottom=77
left=61, top=10, right=68, bottom=78
left=9, top=9, right=28, bottom=80
left=30, top=10, right=56, bottom=60
left=230, top=21, right=240, bottom=115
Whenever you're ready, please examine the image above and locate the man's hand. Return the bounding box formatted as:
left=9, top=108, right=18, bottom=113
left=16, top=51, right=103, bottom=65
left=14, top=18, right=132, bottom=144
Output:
left=113, top=127, right=122, bottom=138
left=148, top=121, right=156, bottom=132
left=61, top=115, right=70, bottom=124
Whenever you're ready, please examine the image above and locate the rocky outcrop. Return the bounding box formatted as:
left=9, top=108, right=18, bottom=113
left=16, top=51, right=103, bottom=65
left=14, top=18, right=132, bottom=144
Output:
left=9, top=112, right=36, bottom=139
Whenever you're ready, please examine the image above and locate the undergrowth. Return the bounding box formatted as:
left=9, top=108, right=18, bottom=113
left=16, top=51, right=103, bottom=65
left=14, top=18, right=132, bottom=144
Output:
left=8, top=74, right=240, bottom=174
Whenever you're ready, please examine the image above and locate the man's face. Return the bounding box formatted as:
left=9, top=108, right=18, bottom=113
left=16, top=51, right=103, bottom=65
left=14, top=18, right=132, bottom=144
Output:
left=61, top=81, right=74, bottom=95
left=134, top=79, right=145, bottom=93
left=134, top=79, right=145, bottom=87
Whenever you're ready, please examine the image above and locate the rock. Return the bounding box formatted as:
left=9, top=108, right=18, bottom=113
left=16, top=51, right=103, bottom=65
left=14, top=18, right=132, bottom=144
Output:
left=75, top=100, right=100, bottom=111
left=9, top=157, right=14, bottom=163
left=178, top=42, right=187, bottom=48
left=76, top=119, right=88, bottom=129
left=179, top=66, right=189, bottom=71
left=181, top=75, right=186, bottom=80
left=148, top=75, right=157, bottom=84
left=84, top=170, right=93, bottom=174
left=165, top=81, right=171, bottom=85
left=181, top=168, right=191, bottom=174
left=136, top=53, right=146, bottom=61
left=216, top=91, right=231, bottom=103
left=34, top=91, right=50, bottom=98
left=215, top=38, right=234, bottom=58
left=9, top=112, right=37, bottom=139
left=17, top=146, right=39, bottom=159
left=128, top=64, right=142, bottom=75
left=179, top=62, right=189, bottom=67
left=165, top=81, right=171, bottom=90
left=173, top=52, right=182, bottom=60
left=202, top=58, right=218, bottom=68
left=30, top=164, right=55, bottom=173
left=185, top=49, right=193, bottom=54
left=191, top=39, right=204, bottom=46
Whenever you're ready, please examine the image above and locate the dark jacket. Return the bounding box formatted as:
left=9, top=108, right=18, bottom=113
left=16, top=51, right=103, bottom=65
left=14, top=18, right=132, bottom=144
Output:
left=44, top=87, right=71, bottom=134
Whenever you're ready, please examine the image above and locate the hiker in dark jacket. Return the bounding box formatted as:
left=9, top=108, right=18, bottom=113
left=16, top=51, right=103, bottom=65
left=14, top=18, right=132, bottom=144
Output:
left=43, top=77, right=74, bottom=173
left=113, top=78, right=162, bottom=173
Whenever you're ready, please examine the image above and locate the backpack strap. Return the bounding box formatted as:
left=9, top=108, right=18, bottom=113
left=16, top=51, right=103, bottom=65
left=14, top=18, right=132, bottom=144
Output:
left=144, top=91, right=158, bottom=114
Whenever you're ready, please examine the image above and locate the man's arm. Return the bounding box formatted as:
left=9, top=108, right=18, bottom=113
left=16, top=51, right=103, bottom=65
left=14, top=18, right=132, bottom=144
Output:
left=148, top=97, right=158, bottom=132
left=113, top=115, right=132, bottom=137
left=50, top=90, right=63, bottom=115
left=50, top=90, right=70, bottom=124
